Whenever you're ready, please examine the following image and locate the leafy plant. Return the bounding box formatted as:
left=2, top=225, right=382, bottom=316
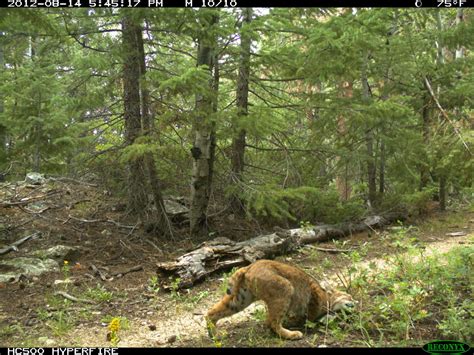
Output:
left=147, top=276, right=161, bottom=293
left=85, top=284, right=114, bottom=302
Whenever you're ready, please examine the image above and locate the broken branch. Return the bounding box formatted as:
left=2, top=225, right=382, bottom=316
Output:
left=0, top=232, right=42, bottom=255
left=54, top=291, right=95, bottom=304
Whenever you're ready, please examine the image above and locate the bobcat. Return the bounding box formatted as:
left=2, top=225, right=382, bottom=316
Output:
left=206, top=259, right=355, bottom=340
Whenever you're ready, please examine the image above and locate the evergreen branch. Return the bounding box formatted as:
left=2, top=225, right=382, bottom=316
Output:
left=70, top=35, right=109, bottom=53
left=148, top=42, right=196, bottom=60
left=244, top=163, right=286, bottom=177
left=256, top=77, right=305, bottom=82
left=245, top=144, right=329, bottom=154
left=423, top=76, right=472, bottom=156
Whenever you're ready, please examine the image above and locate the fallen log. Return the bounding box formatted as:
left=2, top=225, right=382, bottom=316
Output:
left=156, top=212, right=406, bottom=289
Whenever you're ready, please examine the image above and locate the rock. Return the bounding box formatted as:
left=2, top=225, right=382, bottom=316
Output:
left=33, top=245, right=80, bottom=262
left=163, top=199, right=189, bottom=221
left=167, top=335, right=177, bottom=344
left=28, top=202, right=47, bottom=211
left=0, top=257, right=59, bottom=283
left=53, top=279, right=75, bottom=286
left=38, top=337, right=55, bottom=346
left=148, top=324, right=157, bottom=331
left=25, top=172, right=46, bottom=185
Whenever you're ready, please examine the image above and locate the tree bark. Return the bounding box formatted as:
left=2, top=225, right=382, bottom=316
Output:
left=436, top=10, right=447, bottom=211
left=455, top=9, right=464, bottom=59
left=122, top=14, right=148, bottom=215
left=230, top=8, right=252, bottom=214
left=0, top=31, right=6, bottom=177
left=379, top=139, right=385, bottom=195
left=157, top=212, right=406, bottom=289
left=30, top=36, right=41, bottom=173
left=419, top=94, right=431, bottom=191
left=439, top=175, right=446, bottom=211
left=190, top=13, right=219, bottom=237
left=135, top=19, right=171, bottom=238
left=362, top=54, right=376, bottom=208
left=335, top=81, right=353, bottom=201
left=437, top=9, right=465, bottom=212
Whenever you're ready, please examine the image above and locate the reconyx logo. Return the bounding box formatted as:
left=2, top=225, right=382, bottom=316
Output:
left=422, top=340, right=471, bottom=355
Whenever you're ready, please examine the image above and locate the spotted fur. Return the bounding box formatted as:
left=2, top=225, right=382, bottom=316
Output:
left=206, top=259, right=355, bottom=340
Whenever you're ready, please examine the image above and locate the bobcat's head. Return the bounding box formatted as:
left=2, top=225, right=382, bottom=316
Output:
left=320, top=280, right=356, bottom=312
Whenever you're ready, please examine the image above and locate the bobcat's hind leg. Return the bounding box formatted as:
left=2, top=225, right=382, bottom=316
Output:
left=258, top=276, right=303, bottom=340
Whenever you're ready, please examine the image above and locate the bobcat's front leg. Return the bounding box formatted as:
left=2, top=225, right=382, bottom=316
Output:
left=206, top=287, right=254, bottom=338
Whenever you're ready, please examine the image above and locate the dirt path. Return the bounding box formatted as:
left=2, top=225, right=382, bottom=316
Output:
left=63, top=230, right=472, bottom=347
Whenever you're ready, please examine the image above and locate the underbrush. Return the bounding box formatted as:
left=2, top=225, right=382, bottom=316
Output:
left=343, top=235, right=473, bottom=346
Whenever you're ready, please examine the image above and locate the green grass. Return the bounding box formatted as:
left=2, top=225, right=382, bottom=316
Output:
left=418, top=212, right=470, bottom=234
left=346, top=237, right=473, bottom=346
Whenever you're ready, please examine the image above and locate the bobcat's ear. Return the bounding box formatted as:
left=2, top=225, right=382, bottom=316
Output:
left=319, top=280, right=332, bottom=291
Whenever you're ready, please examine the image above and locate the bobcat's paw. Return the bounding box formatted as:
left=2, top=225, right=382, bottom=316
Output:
left=287, top=330, right=303, bottom=340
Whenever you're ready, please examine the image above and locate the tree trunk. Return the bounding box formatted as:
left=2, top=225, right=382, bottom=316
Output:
left=436, top=10, right=447, bottom=211
left=455, top=9, right=464, bottom=59
left=30, top=36, right=42, bottom=173
left=335, top=81, right=353, bottom=201
left=230, top=8, right=252, bottom=214
left=135, top=19, right=171, bottom=238
left=0, top=31, right=6, bottom=172
left=122, top=14, right=148, bottom=215
left=362, top=54, right=376, bottom=208
left=377, top=10, right=397, bottom=201
left=437, top=9, right=464, bottom=212
left=439, top=175, right=446, bottom=211
left=419, top=94, right=430, bottom=191
left=190, top=13, right=219, bottom=237
left=379, top=139, right=385, bottom=195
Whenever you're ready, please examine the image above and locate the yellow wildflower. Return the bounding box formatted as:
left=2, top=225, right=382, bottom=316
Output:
left=108, top=318, right=121, bottom=333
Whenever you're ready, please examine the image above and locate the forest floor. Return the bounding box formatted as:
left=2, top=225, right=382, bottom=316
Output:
left=0, top=178, right=472, bottom=347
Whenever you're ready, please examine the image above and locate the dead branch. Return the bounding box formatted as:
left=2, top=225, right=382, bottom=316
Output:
left=90, top=263, right=143, bottom=281
left=49, top=177, right=98, bottom=187
left=423, top=76, right=472, bottom=155
left=143, top=238, right=164, bottom=255
left=110, top=265, right=143, bottom=278
left=18, top=205, right=52, bottom=215
left=0, top=232, right=42, bottom=255
left=90, top=264, right=112, bottom=281
left=54, top=291, right=95, bottom=304
left=65, top=215, right=135, bottom=229
left=312, top=247, right=354, bottom=253
left=0, top=191, right=60, bottom=207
